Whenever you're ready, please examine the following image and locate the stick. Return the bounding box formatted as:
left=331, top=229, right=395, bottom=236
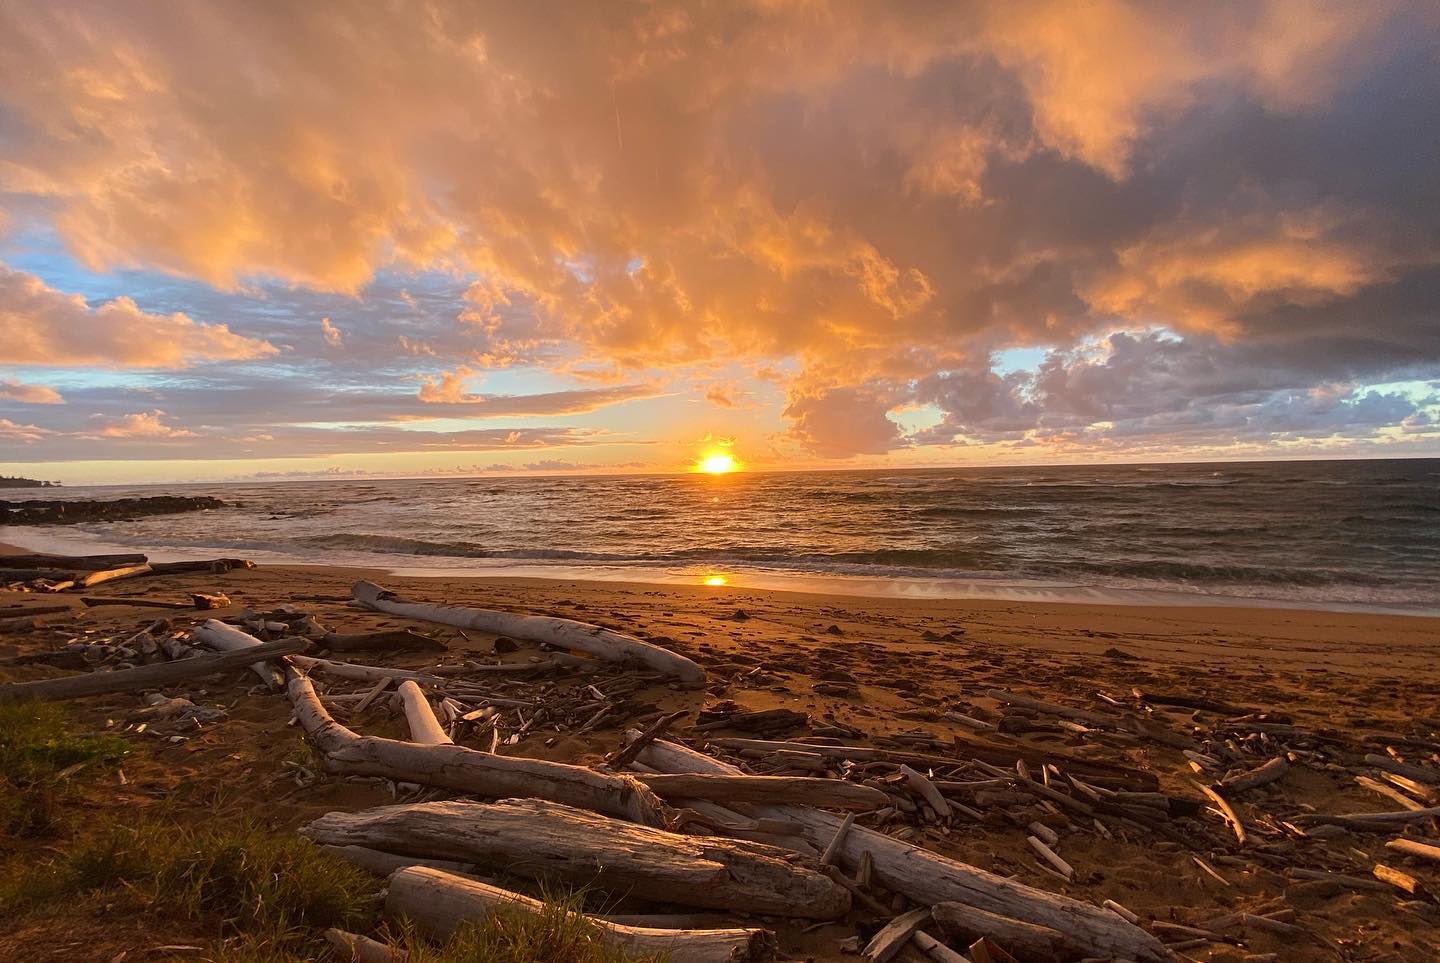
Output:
left=607, top=710, right=687, bottom=770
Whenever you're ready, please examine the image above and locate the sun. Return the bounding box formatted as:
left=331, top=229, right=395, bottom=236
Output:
left=697, top=452, right=739, bottom=474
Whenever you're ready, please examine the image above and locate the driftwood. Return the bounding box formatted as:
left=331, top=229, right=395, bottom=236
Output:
left=1293, top=805, right=1440, bottom=831
left=387, top=866, right=775, bottom=962
left=322, top=629, right=446, bottom=653
left=352, top=579, right=705, bottom=684
left=0, top=637, right=307, bottom=702
left=0, top=552, right=147, bottom=570
left=286, top=670, right=667, bottom=826
left=323, top=929, right=401, bottom=963
left=76, top=564, right=153, bottom=589
left=1217, top=757, right=1289, bottom=795
left=148, top=558, right=254, bottom=574
left=864, top=906, right=931, bottom=962
left=80, top=596, right=192, bottom=610
left=1385, top=838, right=1440, bottom=863
left=192, top=619, right=280, bottom=685
left=322, top=844, right=476, bottom=878
left=629, top=735, right=1172, bottom=963
left=932, top=902, right=1072, bottom=961
left=0, top=568, right=73, bottom=582
left=635, top=773, right=888, bottom=810
left=395, top=680, right=451, bottom=745
left=303, top=799, right=850, bottom=919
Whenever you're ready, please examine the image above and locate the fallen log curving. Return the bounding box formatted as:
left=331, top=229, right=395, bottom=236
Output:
left=285, top=670, right=667, bottom=826
left=628, top=734, right=1172, bottom=963
left=192, top=619, right=280, bottom=685
left=387, top=865, right=776, bottom=962
left=0, top=637, right=308, bottom=703
left=352, top=580, right=705, bottom=684
left=304, top=799, right=849, bottom=919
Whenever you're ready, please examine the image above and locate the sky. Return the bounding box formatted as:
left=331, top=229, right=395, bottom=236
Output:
left=1, top=1, right=1438, bottom=485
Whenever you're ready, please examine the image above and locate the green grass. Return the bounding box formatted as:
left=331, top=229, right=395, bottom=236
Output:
left=389, top=894, right=663, bottom=963
left=0, top=699, right=127, bottom=836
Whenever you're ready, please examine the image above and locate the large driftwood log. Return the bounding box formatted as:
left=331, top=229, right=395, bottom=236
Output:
left=630, top=735, right=1171, bottom=963
left=387, top=866, right=774, bottom=962
left=395, top=680, right=452, bottom=745
left=352, top=580, right=705, bottom=684
left=285, top=670, right=667, bottom=826
left=0, top=637, right=307, bottom=702
left=636, top=773, right=886, bottom=810
left=0, top=552, right=147, bottom=570
left=931, top=902, right=1072, bottom=961
left=304, top=799, right=848, bottom=919
left=75, top=564, right=153, bottom=589
left=192, top=619, right=279, bottom=685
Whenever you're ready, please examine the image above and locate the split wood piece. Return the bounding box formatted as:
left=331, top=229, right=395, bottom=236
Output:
left=985, top=689, right=1121, bottom=728
left=1285, top=868, right=1391, bottom=892
left=1026, top=836, right=1073, bottom=879
left=321, top=843, right=476, bottom=878
left=864, top=907, right=932, bottom=963
left=353, top=579, right=705, bottom=683
left=1217, top=757, right=1289, bottom=795
left=0, top=552, right=147, bottom=570
left=910, top=930, right=970, bottom=963
left=0, top=637, right=307, bottom=702
left=1291, top=805, right=1440, bottom=831
left=1130, top=688, right=1248, bottom=715
left=706, top=735, right=1159, bottom=792
left=75, top=564, right=153, bottom=589
left=322, top=629, right=447, bottom=653
left=822, top=813, right=856, bottom=866
left=386, top=866, right=775, bottom=962
left=629, top=735, right=1173, bottom=963
left=79, top=596, right=192, bottom=610
left=1373, top=863, right=1428, bottom=897
left=192, top=619, right=279, bottom=685
left=1365, top=753, right=1440, bottom=785
left=1195, top=782, right=1246, bottom=845
left=932, top=902, right=1073, bottom=961
left=395, top=680, right=452, bottom=745
left=285, top=670, right=666, bottom=826
left=304, top=799, right=849, bottom=919
left=605, top=709, right=688, bottom=771
left=899, top=765, right=952, bottom=819
left=1356, top=775, right=1425, bottom=811
left=636, top=773, right=887, bottom=810
left=324, top=929, right=402, bottom=963
left=1386, top=838, right=1440, bottom=863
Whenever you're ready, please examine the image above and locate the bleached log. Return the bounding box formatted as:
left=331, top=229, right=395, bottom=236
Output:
left=932, top=902, right=1078, bottom=960
left=899, top=764, right=952, bottom=819
left=1385, top=838, right=1440, bottom=863
left=0, top=637, right=307, bottom=702
left=285, top=670, right=667, bottom=826
left=395, top=680, right=451, bottom=745
left=352, top=580, right=705, bottom=684
left=387, top=866, right=775, bottom=962
left=76, top=564, right=153, bottom=589
left=192, top=619, right=279, bottom=685
left=1292, top=804, right=1440, bottom=830
left=629, top=735, right=1172, bottom=963
left=288, top=654, right=447, bottom=687
left=324, top=928, right=403, bottom=963
left=1365, top=754, right=1440, bottom=785
left=636, top=773, right=887, bottom=810
left=321, top=843, right=476, bottom=878
left=305, top=799, right=849, bottom=919
left=1217, top=757, right=1289, bottom=794
left=79, top=596, right=191, bottom=609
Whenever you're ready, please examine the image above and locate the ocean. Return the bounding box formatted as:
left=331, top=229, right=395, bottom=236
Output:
left=6, top=459, right=1438, bottom=613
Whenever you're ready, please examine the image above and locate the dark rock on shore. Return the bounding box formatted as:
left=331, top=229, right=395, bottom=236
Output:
left=0, top=496, right=225, bottom=526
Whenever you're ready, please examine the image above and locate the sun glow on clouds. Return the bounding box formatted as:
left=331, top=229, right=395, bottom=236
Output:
left=0, top=1, right=1438, bottom=481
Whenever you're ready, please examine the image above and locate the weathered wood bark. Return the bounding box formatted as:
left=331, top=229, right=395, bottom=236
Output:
left=322, top=629, right=446, bottom=653
left=1292, top=804, right=1440, bottom=831
left=0, top=637, right=307, bottom=702
left=931, top=902, right=1072, bottom=961
left=323, top=928, right=403, bottom=963
left=80, top=596, right=192, bottom=609
left=1217, top=757, right=1289, bottom=794
left=0, top=552, right=147, bottom=570
left=636, top=773, right=887, bottom=810
left=306, top=799, right=849, bottom=919
left=387, top=866, right=775, bottom=962
left=986, top=689, right=1121, bottom=728
left=395, top=679, right=452, bottom=745
left=192, top=619, right=279, bottom=685
left=288, top=654, right=448, bottom=687
left=148, top=558, right=254, bottom=573
left=629, top=735, right=1172, bottom=963
left=285, top=670, right=667, bottom=826
left=352, top=579, right=705, bottom=684
left=0, top=568, right=74, bottom=582
left=76, top=564, right=153, bottom=588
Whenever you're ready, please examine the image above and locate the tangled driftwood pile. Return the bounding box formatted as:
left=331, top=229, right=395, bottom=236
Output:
left=3, top=556, right=1439, bottom=962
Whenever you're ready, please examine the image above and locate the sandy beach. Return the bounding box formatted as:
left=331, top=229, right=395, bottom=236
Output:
left=3, top=545, right=1440, bottom=961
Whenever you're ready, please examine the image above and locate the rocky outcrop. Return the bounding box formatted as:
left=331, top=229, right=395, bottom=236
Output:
left=0, top=496, right=225, bottom=525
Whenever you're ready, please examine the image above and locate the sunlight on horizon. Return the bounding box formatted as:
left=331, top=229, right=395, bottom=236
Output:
left=696, top=452, right=739, bottom=474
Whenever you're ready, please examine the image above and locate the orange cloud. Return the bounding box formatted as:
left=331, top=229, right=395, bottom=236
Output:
left=87, top=410, right=197, bottom=439
left=0, top=264, right=277, bottom=367
left=0, top=378, right=65, bottom=404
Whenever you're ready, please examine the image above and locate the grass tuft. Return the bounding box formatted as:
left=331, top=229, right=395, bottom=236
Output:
left=0, top=699, right=127, bottom=836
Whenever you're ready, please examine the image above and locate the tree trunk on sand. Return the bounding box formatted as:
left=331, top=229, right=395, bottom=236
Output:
left=395, top=680, right=452, bottom=745
left=192, top=619, right=279, bottom=685
left=387, top=866, right=775, bottom=962
left=285, top=670, right=667, bottom=827
left=628, top=735, right=1172, bottom=963
left=0, top=637, right=307, bottom=703
left=303, top=799, right=850, bottom=919
left=635, top=773, right=887, bottom=811
left=75, top=564, right=153, bottom=589
left=352, top=580, right=705, bottom=684
left=0, top=552, right=147, bottom=570
left=931, top=901, right=1074, bottom=961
